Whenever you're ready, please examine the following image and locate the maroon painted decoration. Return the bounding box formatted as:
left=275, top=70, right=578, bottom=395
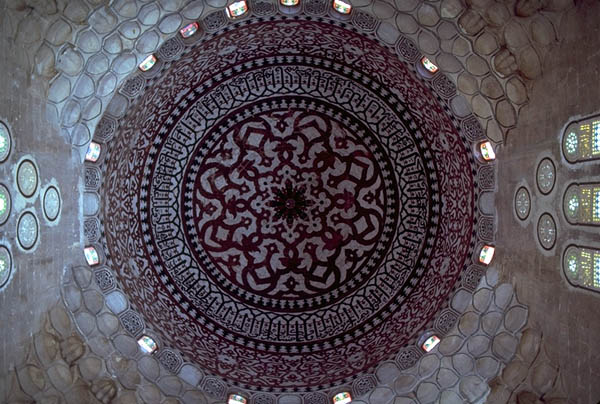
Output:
left=101, top=20, right=476, bottom=390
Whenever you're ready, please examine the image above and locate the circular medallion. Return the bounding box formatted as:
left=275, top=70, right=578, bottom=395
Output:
left=0, top=246, right=11, bottom=288
left=514, top=187, right=530, bottom=220
left=0, top=184, right=11, bottom=225
left=0, top=122, right=10, bottom=163
left=101, top=19, right=476, bottom=391
left=182, top=100, right=401, bottom=310
left=563, top=185, right=579, bottom=223
left=563, top=246, right=579, bottom=282
left=536, top=158, right=555, bottom=195
left=562, top=125, right=578, bottom=162
left=17, top=212, right=39, bottom=250
left=43, top=186, right=61, bottom=222
left=537, top=213, right=556, bottom=250
left=16, top=159, right=38, bottom=198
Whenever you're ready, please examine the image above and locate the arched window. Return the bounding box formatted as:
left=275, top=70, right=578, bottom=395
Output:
left=84, top=246, right=100, bottom=266
left=228, top=394, right=248, bottom=404
left=0, top=121, right=11, bottom=162
left=563, top=246, right=600, bottom=292
left=226, top=0, right=249, bottom=18
left=563, top=183, right=600, bottom=225
left=179, top=22, right=199, bottom=38
left=420, top=56, right=438, bottom=74
left=137, top=335, right=158, bottom=354
left=139, top=55, right=157, bottom=72
left=332, top=0, right=352, bottom=14
left=332, top=392, right=352, bottom=404
left=562, top=115, right=600, bottom=162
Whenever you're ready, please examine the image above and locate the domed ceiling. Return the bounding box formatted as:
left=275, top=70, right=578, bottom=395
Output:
left=95, top=13, right=481, bottom=394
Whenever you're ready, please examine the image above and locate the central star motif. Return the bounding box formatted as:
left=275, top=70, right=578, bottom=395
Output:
left=268, top=181, right=312, bottom=224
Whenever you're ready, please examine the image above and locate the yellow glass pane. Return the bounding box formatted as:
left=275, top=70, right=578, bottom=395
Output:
left=579, top=123, right=591, bottom=158
left=580, top=187, right=592, bottom=222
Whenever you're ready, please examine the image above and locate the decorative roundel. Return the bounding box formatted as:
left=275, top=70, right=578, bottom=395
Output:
left=17, top=211, right=39, bottom=250
left=16, top=159, right=38, bottom=198
left=0, top=121, right=10, bottom=163
left=536, top=158, right=555, bottom=195
left=0, top=245, right=11, bottom=288
left=562, top=128, right=578, bottom=162
left=181, top=99, right=405, bottom=311
left=514, top=187, right=530, bottom=220
left=99, top=19, right=478, bottom=392
left=563, top=246, right=578, bottom=277
left=563, top=185, right=579, bottom=223
left=43, top=186, right=61, bottom=222
left=0, top=184, right=11, bottom=225
left=537, top=213, right=556, bottom=250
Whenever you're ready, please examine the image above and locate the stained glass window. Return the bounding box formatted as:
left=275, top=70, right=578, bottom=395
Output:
left=137, top=335, right=158, bottom=353
left=0, top=121, right=10, bottom=162
left=17, top=212, right=38, bottom=250
left=563, top=184, right=600, bottom=224
left=515, top=187, right=530, bottom=220
left=536, top=158, right=555, bottom=194
left=566, top=249, right=578, bottom=277
left=565, top=191, right=579, bottom=219
left=84, top=246, right=99, bottom=266
left=332, top=0, right=352, bottom=14
left=563, top=116, right=600, bottom=162
left=421, top=56, right=438, bottom=73
left=228, top=394, right=248, bottom=404
left=43, top=186, right=61, bottom=222
left=537, top=213, right=557, bottom=250
left=332, top=392, right=352, bottom=404
left=179, top=22, right=199, bottom=38
left=0, top=192, right=7, bottom=215
left=479, top=141, right=496, bottom=161
left=479, top=245, right=495, bottom=265
left=563, top=246, right=600, bottom=292
left=17, top=159, right=38, bottom=197
left=0, top=184, right=10, bottom=225
left=281, top=0, right=300, bottom=5
left=564, top=131, right=577, bottom=156
left=226, top=0, right=249, bottom=18
left=139, top=54, right=157, bottom=72
left=422, top=335, right=440, bottom=352
left=0, top=246, right=12, bottom=288
left=85, top=142, right=101, bottom=162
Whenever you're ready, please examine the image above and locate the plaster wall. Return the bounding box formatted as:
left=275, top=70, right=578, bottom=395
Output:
left=496, top=1, right=600, bottom=403
left=0, top=29, right=81, bottom=404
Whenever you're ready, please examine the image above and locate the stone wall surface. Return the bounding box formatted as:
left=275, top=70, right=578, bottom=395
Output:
left=0, top=6, right=80, bottom=397
left=496, top=1, right=600, bottom=403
